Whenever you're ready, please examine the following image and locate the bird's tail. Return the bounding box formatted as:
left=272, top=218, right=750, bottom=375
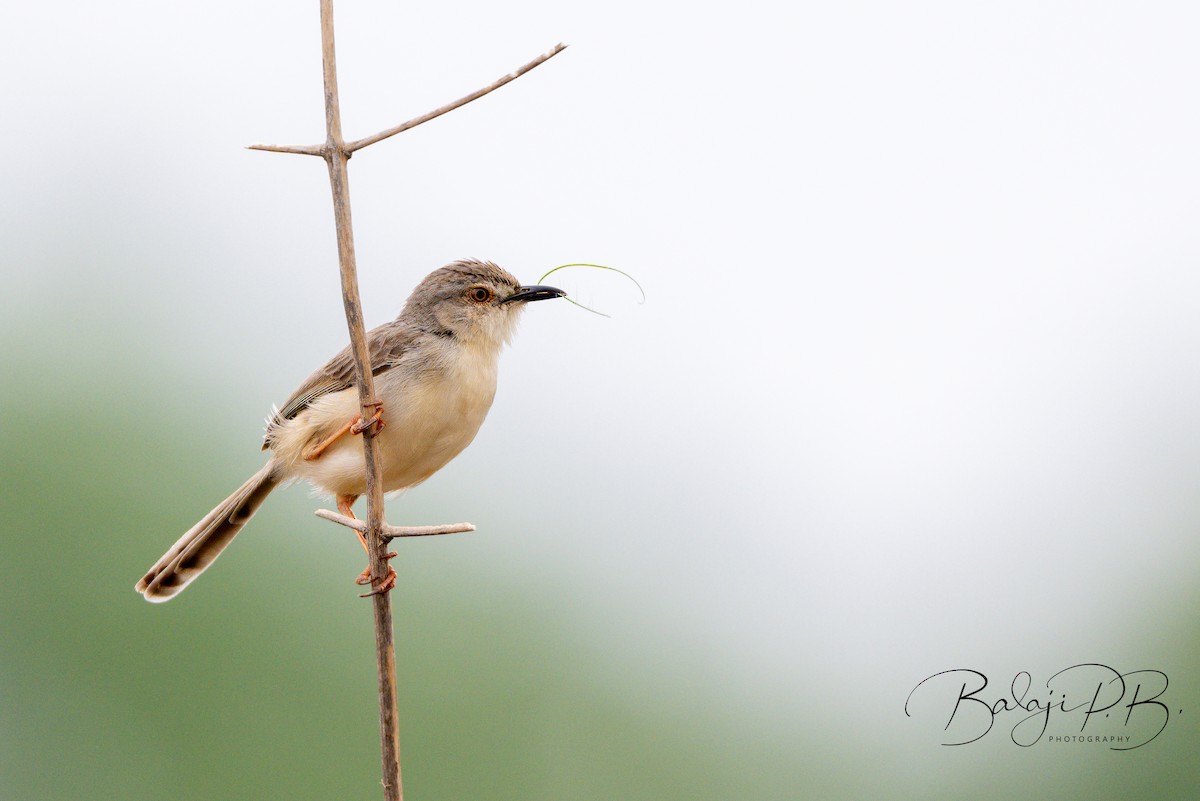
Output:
left=135, top=463, right=280, bottom=603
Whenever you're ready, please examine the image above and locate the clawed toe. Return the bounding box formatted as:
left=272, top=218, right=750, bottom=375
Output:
left=359, top=565, right=397, bottom=597
left=351, top=401, right=385, bottom=435
left=354, top=549, right=398, bottom=593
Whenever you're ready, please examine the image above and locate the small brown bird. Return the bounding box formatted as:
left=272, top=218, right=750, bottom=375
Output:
left=136, top=259, right=564, bottom=602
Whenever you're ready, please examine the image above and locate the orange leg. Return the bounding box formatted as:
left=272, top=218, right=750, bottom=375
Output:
left=304, top=418, right=357, bottom=461
left=303, top=402, right=386, bottom=462
left=336, top=494, right=397, bottom=595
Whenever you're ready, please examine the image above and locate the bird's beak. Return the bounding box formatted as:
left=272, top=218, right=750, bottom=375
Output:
left=501, top=285, right=566, bottom=304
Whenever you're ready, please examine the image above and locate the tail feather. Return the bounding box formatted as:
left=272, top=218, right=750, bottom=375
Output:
left=136, top=463, right=280, bottom=602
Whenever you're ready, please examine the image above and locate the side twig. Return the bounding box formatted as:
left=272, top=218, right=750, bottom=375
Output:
left=315, top=509, right=476, bottom=540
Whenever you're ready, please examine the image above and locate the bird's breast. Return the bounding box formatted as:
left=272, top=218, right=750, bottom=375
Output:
left=375, top=349, right=498, bottom=489
left=273, top=338, right=503, bottom=499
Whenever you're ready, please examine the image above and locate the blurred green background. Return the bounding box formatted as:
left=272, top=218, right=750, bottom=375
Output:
left=4, top=1, right=1200, bottom=799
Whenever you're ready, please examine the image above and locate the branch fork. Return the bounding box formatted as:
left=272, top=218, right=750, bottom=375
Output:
left=249, top=42, right=566, bottom=157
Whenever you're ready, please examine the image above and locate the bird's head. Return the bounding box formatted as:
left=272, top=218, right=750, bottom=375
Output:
left=404, top=259, right=565, bottom=347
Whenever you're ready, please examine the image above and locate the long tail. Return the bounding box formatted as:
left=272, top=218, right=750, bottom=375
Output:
left=136, top=463, right=280, bottom=603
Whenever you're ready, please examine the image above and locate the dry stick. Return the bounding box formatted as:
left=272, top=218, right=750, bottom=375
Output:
left=344, top=42, right=566, bottom=153
left=310, top=3, right=404, bottom=799
left=315, top=509, right=476, bottom=540
left=249, top=5, right=565, bottom=801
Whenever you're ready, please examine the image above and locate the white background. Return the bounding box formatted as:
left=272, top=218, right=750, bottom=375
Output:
left=3, top=1, right=1198, bottom=797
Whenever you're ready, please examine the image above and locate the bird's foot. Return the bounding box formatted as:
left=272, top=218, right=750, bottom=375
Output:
left=357, top=558, right=398, bottom=597
left=334, top=493, right=397, bottom=596
left=351, top=401, right=385, bottom=436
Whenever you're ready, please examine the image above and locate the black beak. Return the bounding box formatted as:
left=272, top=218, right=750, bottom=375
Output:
left=501, top=284, right=566, bottom=304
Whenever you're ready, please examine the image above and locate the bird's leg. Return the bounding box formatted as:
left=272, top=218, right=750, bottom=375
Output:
left=336, top=494, right=398, bottom=593
left=351, top=401, right=385, bottom=435
left=302, top=418, right=358, bottom=461
left=336, top=494, right=367, bottom=550
left=301, top=403, right=385, bottom=462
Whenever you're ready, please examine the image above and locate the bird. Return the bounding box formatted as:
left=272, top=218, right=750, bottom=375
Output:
left=136, top=259, right=565, bottom=602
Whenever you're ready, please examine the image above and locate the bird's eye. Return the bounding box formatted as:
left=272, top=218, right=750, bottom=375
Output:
left=467, top=286, right=493, bottom=303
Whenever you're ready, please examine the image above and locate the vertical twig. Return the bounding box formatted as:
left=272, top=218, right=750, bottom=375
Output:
left=316, top=2, right=402, bottom=799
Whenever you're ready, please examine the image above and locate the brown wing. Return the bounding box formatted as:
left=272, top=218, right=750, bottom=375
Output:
left=262, top=320, right=419, bottom=449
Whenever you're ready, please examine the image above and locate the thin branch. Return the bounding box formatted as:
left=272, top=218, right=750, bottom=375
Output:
left=315, top=509, right=476, bottom=540
left=247, top=42, right=566, bottom=156
left=246, top=142, right=325, bottom=156
left=345, top=42, right=567, bottom=153
left=314, top=1, right=401, bottom=799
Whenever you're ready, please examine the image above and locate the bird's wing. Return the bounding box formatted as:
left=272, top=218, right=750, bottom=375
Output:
left=263, top=321, right=418, bottom=447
